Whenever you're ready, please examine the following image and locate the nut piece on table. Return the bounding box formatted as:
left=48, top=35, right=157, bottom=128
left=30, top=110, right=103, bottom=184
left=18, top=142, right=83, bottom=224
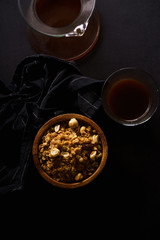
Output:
left=69, top=118, right=79, bottom=128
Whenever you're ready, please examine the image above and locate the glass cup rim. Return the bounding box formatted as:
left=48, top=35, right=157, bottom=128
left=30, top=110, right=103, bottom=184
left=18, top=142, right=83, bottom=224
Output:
left=102, top=67, right=159, bottom=126
left=17, top=0, right=96, bottom=37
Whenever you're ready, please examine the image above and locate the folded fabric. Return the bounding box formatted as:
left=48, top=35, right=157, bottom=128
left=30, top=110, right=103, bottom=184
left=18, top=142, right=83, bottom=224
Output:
left=0, top=55, right=104, bottom=194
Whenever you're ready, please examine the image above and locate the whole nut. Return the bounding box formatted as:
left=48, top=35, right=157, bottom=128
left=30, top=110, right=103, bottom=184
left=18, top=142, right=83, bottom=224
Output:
left=80, top=126, right=86, bottom=135
left=50, top=147, right=60, bottom=157
left=90, top=151, right=97, bottom=160
left=61, top=152, right=70, bottom=158
left=54, top=124, right=60, bottom=132
left=75, top=173, right=83, bottom=181
left=69, top=118, right=78, bottom=128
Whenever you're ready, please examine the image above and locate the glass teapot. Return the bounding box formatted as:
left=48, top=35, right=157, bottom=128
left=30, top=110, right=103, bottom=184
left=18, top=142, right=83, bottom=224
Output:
left=18, top=0, right=100, bottom=60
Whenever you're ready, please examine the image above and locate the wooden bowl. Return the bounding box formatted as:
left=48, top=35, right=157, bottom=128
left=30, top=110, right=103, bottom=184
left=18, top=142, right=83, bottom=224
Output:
left=32, top=113, right=108, bottom=189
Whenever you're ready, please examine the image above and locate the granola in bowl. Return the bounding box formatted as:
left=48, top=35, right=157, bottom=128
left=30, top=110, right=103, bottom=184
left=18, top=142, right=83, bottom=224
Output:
left=33, top=113, right=108, bottom=188
left=38, top=118, right=103, bottom=183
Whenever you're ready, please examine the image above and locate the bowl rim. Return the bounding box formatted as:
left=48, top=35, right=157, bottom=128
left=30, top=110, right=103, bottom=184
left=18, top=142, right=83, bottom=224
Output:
left=32, top=113, right=108, bottom=189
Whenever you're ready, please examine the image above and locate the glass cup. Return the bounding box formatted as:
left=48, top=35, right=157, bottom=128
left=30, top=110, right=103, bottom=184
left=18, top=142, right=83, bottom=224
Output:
left=18, top=0, right=100, bottom=60
left=102, top=68, right=159, bottom=126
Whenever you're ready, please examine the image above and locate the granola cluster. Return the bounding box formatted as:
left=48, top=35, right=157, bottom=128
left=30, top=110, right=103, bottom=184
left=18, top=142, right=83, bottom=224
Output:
left=38, top=118, right=102, bottom=183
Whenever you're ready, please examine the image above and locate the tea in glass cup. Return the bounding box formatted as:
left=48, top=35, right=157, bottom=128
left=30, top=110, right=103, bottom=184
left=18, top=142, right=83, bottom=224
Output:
left=102, top=68, right=159, bottom=126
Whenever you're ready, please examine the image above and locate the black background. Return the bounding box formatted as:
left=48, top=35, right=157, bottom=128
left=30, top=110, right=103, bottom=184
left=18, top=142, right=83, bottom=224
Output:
left=1, top=0, right=160, bottom=238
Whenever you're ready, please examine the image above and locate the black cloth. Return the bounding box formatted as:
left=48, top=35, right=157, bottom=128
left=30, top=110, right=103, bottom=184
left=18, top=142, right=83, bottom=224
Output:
left=0, top=55, right=104, bottom=194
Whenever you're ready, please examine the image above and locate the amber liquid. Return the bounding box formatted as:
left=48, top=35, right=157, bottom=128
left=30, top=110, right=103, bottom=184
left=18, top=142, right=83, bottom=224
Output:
left=35, top=0, right=81, bottom=28
left=106, top=79, right=150, bottom=120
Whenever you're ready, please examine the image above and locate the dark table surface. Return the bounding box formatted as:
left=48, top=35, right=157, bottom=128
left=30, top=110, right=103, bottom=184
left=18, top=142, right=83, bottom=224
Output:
left=1, top=0, right=160, bottom=237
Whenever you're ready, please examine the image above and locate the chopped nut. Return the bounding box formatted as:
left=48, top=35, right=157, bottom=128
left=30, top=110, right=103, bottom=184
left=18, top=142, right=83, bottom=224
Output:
left=79, top=157, right=84, bottom=163
left=45, top=134, right=51, bottom=143
left=97, top=144, right=102, bottom=150
left=50, top=147, right=60, bottom=157
left=80, top=126, right=86, bottom=135
left=96, top=152, right=102, bottom=159
left=86, top=126, right=92, bottom=132
left=47, top=161, right=53, bottom=168
left=69, top=118, right=78, bottom=128
left=75, top=173, right=83, bottom=181
left=54, top=124, right=60, bottom=132
left=61, top=152, right=69, bottom=158
left=40, top=147, right=44, bottom=152
left=72, top=138, right=79, bottom=144
left=90, top=151, right=97, bottom=160
left=93, top=146, right=98, bottom=150
left=92, top=135, right=99, bottom=144
left=70, top=132, right=77, bottom=139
